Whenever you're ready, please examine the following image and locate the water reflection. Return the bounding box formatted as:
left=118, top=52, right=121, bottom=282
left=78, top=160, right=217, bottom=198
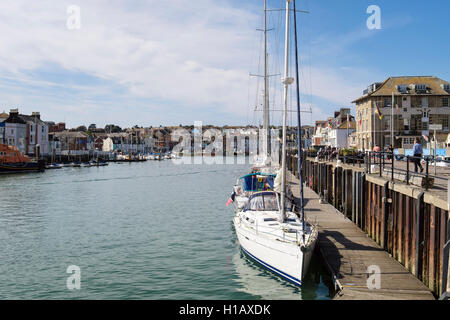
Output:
left=232, top=247, right=335, bottom=300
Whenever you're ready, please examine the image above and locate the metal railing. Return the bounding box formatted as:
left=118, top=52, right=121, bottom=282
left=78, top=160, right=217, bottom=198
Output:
left=339, top=151, right=449, bottom=192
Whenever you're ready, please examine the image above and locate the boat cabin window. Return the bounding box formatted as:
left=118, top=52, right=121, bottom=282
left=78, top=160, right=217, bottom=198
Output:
left=245, top=193, right=279, bottom=212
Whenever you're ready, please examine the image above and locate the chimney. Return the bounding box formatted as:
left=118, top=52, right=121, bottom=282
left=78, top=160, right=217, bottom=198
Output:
left=32, top=112, right=41, bottom=119
left=10, top=108, right=19, bottom=115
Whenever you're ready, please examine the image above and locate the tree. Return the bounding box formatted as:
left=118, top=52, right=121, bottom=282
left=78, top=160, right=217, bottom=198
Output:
left=88, top=124, right=97, bottom=131
left=105, top=124, right=122, bottom=133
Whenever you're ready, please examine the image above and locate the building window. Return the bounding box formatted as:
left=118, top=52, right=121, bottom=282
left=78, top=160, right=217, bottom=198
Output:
left=384, top=98, right=391, bottom=108
left=443, top=98, right=449, bottom=107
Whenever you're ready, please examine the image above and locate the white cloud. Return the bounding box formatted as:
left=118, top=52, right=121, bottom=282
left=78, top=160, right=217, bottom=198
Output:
left=0, top=0, right=260, bottom=123
left=0, top=0, right=383, bottom=127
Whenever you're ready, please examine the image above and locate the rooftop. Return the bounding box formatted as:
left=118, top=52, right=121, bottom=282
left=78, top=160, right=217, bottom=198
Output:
left=353, top=76, right=450, bottom=103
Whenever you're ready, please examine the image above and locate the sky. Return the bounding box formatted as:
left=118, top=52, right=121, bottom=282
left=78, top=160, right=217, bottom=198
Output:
left=0, top=0, right=449, bottom=128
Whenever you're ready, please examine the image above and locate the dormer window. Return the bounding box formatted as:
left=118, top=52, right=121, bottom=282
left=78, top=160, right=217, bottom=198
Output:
left=414, top=84, right=427, bottom=93
left=442, top=84, right=450, bottom=93
left=396, top=85, right=408, bottom=93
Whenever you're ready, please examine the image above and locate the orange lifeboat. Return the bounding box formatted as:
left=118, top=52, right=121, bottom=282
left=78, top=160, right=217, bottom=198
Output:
left=0, top=143, right=44, bottom=173
left=0, top=143, right=31, bottom=163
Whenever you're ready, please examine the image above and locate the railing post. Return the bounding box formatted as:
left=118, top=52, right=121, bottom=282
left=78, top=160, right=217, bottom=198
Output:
left=440, top=213, right=450, bottom=299
left=406, top=156, right=410, bottom=185
left=426, top=159, right=430, bottom=191
left=382, top=181, right=390, bottom=250
left=379, top=152, right=382, bottom=177
left=391, top=151, right=394, bottom=182
left=415, top=192, right=425, bottom=279
left=364, top=152, right=368, bottom=173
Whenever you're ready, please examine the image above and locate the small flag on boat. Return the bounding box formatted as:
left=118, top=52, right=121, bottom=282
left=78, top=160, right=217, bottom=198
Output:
left=226, top=192, right=236, bottom=207
left=375, top=103, right=383, bottom=120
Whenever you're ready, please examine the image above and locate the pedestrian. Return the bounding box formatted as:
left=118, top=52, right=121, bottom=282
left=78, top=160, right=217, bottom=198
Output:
left=413, top=138, right=424, bottom=173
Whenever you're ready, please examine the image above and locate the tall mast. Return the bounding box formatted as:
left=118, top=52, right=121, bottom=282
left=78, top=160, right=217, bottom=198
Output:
left=280, top=0, right=293, bottom=222
left=292, top=0, right=306, bottom=240
left=263, top=0, right=270, bottom=157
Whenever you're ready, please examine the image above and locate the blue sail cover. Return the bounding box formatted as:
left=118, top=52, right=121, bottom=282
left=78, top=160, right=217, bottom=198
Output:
left=240, top=173, right=275, bottom=192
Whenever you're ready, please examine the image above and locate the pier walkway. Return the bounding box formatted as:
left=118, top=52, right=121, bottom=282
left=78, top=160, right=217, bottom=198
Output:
left=288, top=172, right=436, bottom=300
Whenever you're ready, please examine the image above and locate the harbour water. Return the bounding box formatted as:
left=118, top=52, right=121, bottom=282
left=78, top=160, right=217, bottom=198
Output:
left=0, top=158, right=334, bottom=300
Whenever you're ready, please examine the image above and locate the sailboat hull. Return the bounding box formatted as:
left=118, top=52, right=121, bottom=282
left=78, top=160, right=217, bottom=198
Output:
left=233, top=217, right=315, bottom=286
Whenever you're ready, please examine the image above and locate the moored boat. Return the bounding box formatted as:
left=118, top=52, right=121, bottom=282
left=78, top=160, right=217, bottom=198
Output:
left=0, top=143, right=45, bottom=174
left=229, top=0, right=317, bottom=287
left=45, top=163, right=63, bottom=170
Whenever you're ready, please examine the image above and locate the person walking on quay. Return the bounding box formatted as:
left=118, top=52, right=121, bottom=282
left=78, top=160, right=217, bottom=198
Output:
left=413, top=138, right=424, bottom=173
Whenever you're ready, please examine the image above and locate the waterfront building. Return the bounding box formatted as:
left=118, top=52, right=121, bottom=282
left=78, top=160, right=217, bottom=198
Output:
left=328, top=120, right=356, bottom=149
left=353, top=76, right=450, bottom=150
left=3, top=109, right=50, bottom=156
left=49, top=122, right=67, bottom=133
left=299, top=125, right=314, bottom=150
left=330, top=108, right=354, bottom=127
left=48, top=133, right=62, bottom=156
left=312, top=120, right=329, bottom=146
left=3, top=110, right=28, bottom=155
left=18, top=112, right=50, bottom=156
left=0, top=111, right=8, bottom=122
left=0, top=111, right=7, bottom=144
left=0, top=122, right=5, bottom=144
left=102, top=137, right=115, bottom=152
left=348, top=131, right=358, bottom=149
left=150, top=127, right=171, bottom=153
left=53, top=131, right=89, bottom=152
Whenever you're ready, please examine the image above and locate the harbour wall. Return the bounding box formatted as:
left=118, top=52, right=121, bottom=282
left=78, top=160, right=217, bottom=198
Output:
left=287, top=155, right=450, bottom=298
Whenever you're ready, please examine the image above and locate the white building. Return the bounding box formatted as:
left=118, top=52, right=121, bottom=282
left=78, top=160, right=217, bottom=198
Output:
left=3, top=109, right=50, bottom=156
left=18, top=112, right=50, bottom=156
left=3, top=109, right=27, bottom=154
left=102, top=137, right=115, bottom=152
left=0, top=111, right=7, bottom=144
left=328, top=121, right=356, bottom=148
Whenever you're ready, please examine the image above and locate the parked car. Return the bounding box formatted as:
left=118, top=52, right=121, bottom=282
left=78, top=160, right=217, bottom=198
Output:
left=433, top=157, right=450, bottom=168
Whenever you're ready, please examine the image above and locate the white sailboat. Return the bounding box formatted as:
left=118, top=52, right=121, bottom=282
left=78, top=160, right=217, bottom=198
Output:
left=232, top=0, right=317, bottom=286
